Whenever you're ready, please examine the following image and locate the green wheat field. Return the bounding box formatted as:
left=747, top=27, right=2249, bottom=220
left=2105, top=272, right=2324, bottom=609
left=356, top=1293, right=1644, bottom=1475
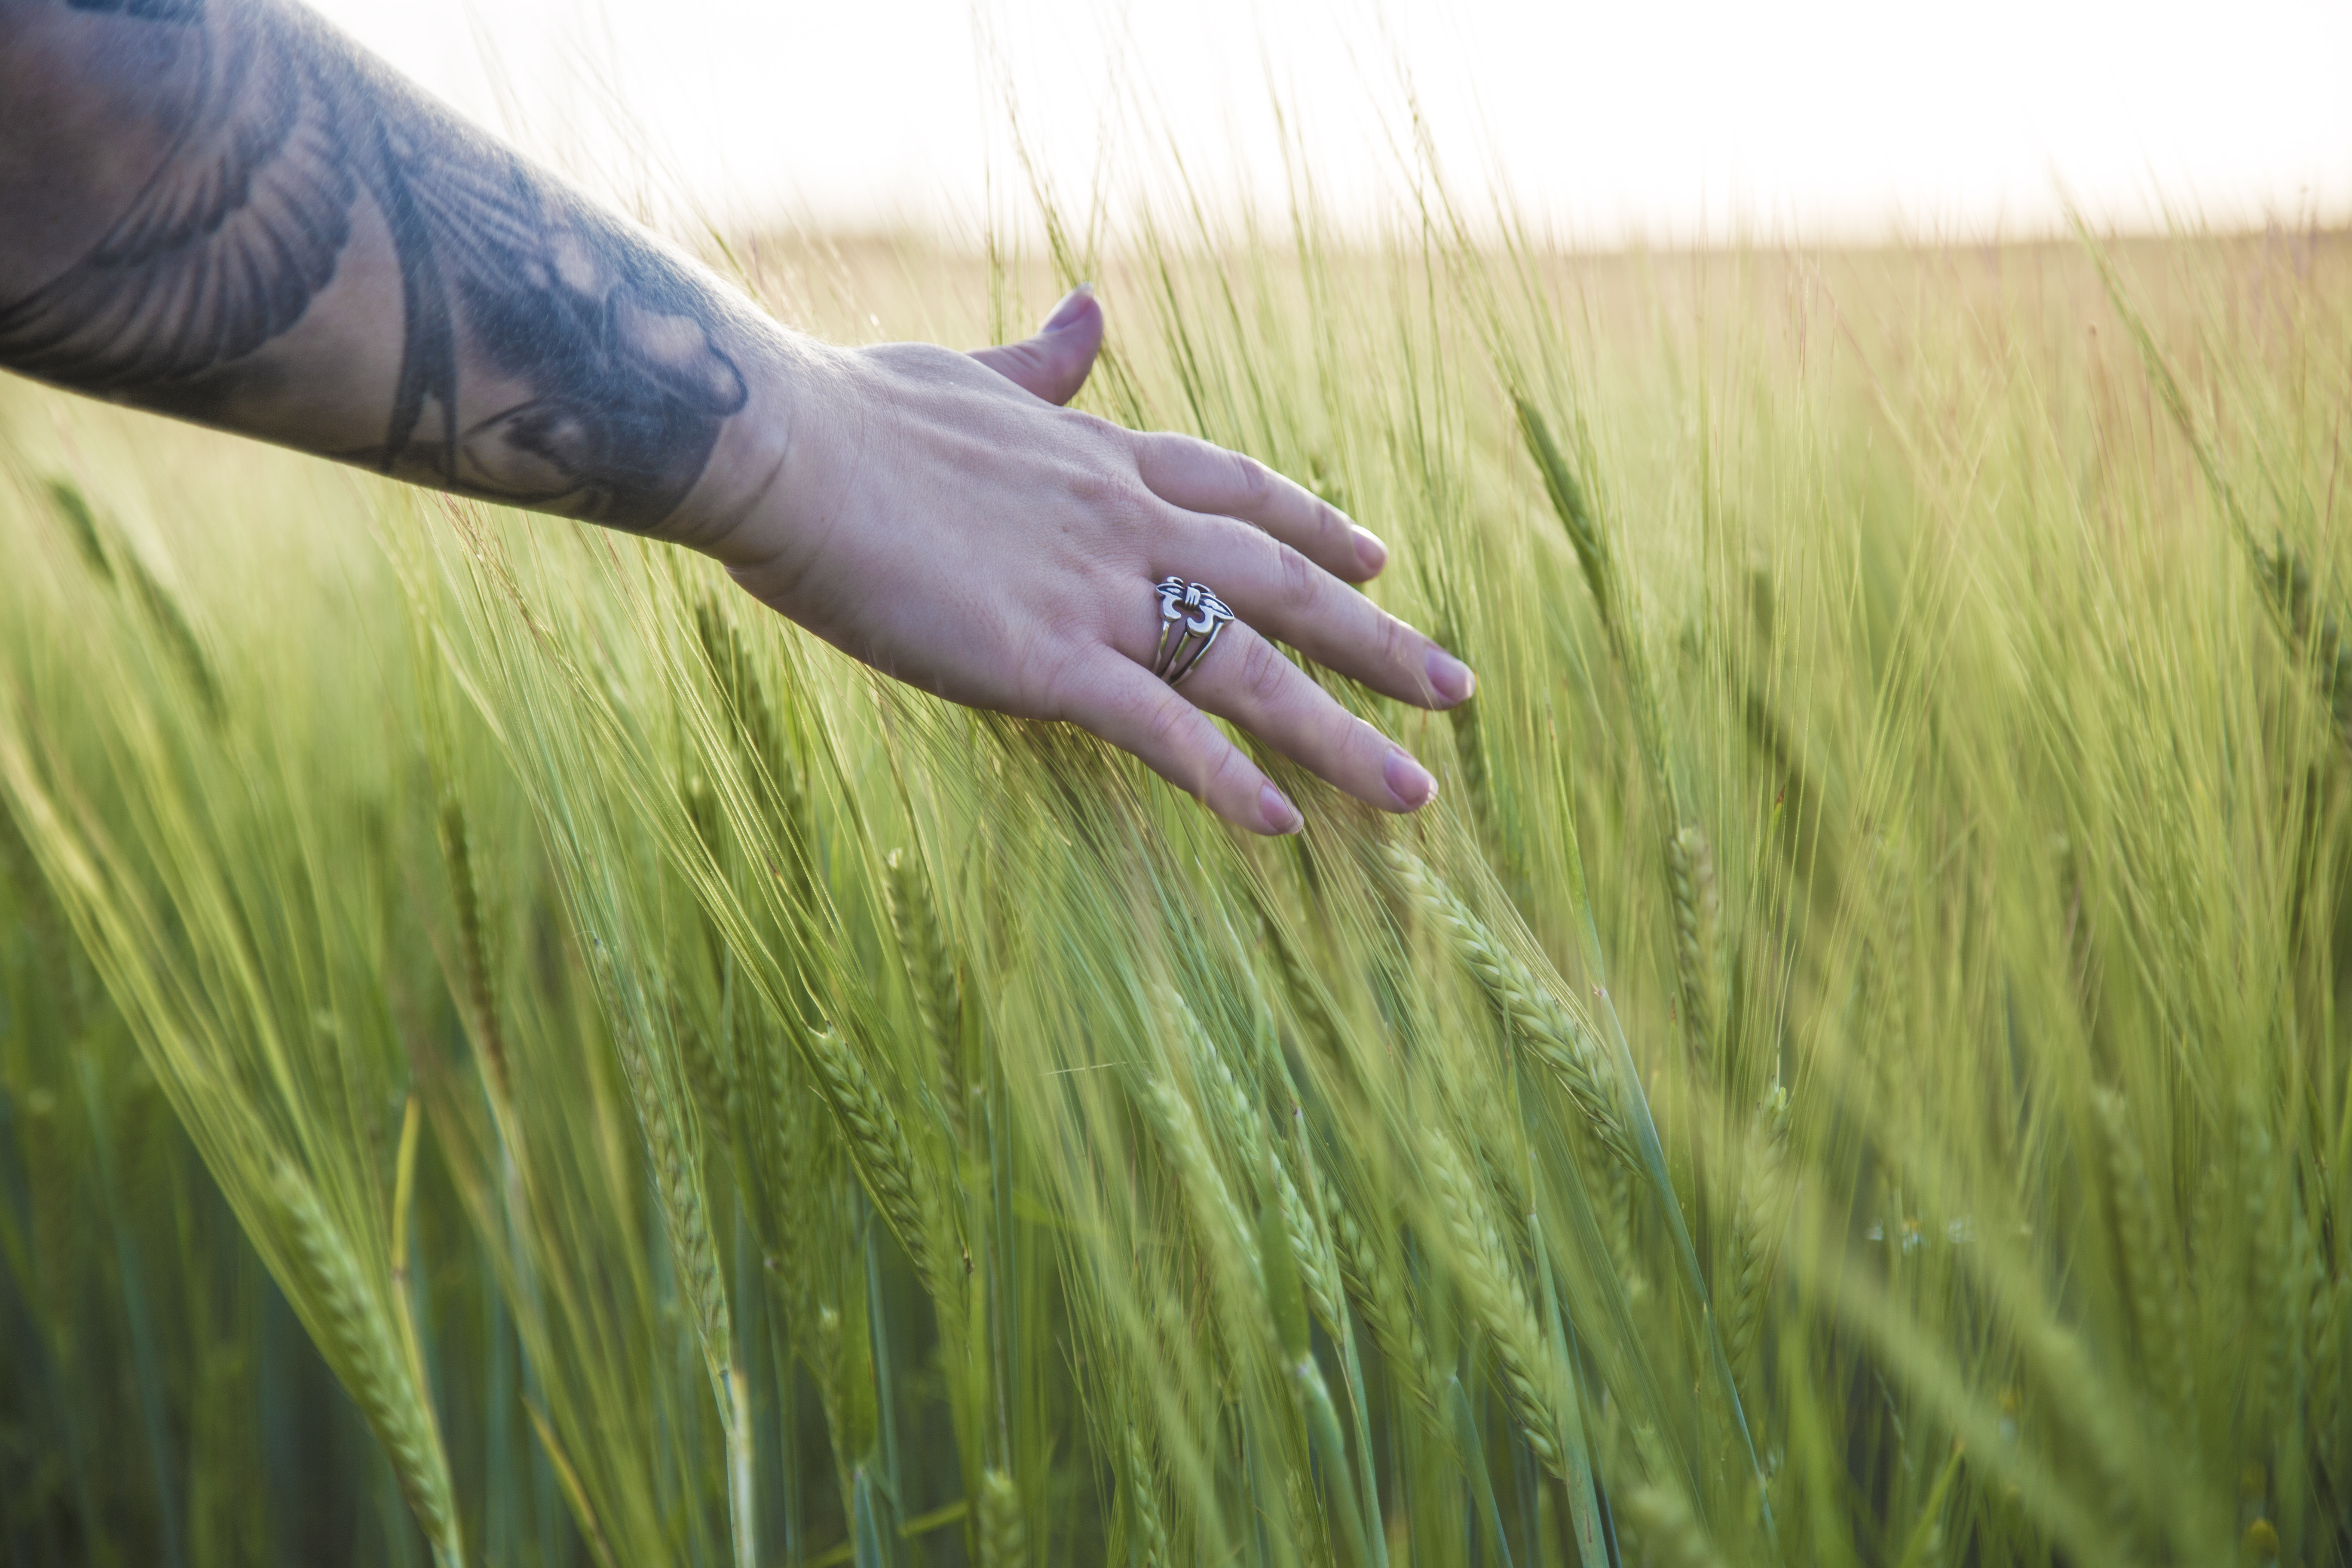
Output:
left=2, top=187, right=2348, bottom=1568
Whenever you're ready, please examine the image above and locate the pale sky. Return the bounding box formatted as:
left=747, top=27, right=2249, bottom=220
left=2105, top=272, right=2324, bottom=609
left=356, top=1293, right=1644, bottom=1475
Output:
left=310, top=0, right=2351, bottom=245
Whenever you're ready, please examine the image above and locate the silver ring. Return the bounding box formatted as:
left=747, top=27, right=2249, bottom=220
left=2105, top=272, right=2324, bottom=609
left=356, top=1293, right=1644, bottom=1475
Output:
left=1151, top=576, right=1233, bottom=687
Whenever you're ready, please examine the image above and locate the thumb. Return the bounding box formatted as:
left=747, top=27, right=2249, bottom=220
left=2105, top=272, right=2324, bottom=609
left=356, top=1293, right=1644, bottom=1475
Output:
left=968, top=284, right=1102, bottom=406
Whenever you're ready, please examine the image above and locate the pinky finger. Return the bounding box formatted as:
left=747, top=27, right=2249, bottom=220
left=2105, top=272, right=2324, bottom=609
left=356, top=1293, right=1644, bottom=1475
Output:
left=1070, top=656, right=1305, bottom=835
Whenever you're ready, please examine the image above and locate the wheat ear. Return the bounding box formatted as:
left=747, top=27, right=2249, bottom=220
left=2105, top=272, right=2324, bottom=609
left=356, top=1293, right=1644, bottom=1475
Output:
left=802, top=1025, right=937, bottom=1288
left=2307, top=1262, right=2344, bottom=1481
left=1262, top=912, right=1345, bottom=1064
left=1139, top=1070, right=1263, bottom=1305
left=885, top=847, right=967, bottom=1146
left=2240, top=1094, right=2296, bottom=1446
left=1424, top=1130, right=1567, bottom=1476
left=1389, top=848, right=1635, bottom=1172
left=434, top=788, right=511, bottom=1102
left=978, top=1468, right=1029, bottom=1568
left=1719, top=1087, right=1791, bottom=1410
left=735, top=1020, right=804, bottom=1310
left=2092, top=1091, right=2196, bottom=1439
left=1272, top=1139, right=1347, bottom=1341
left=1622, top=1485, right=1732, bottom=1568
left=1331, top=1197, right=1439, bottom=1415
left=121, top=546, right=224, bottom=724
left=1122, top=1425, right=1171, bottom=1568
left=2257, top=539, right=2352, bottom=753
left=633, top=1053, right=732, bottom=1378
left=1178, top=1004, right=1346, bottom=1335
left=274, top=1164, right=463, bottom=1567
left=1665, top=824, right=1723, bottom=1048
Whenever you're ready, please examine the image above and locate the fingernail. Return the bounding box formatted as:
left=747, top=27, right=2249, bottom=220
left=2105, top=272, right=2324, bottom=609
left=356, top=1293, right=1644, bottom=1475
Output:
left=1041, top=282, right=1096, bottom=331
left=1425, top=646, right=1476, bottom=705
left=1259, top=782, right=1304, bottom=835
left=1384, top=748, right=1437, bottom=809
left=1352, top=526, right=1388, bottom=575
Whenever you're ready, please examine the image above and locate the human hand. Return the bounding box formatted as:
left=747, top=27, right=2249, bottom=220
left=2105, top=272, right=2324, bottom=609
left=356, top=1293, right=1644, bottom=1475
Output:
left=708, top=286, right=1475, bottom=836
left=0, top=0, right=1469, bottom=835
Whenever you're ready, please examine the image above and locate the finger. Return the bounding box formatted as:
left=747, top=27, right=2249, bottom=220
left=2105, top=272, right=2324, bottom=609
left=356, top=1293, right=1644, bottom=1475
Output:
left=1174, top=618, right=1437, bottom=813
left=967, top=284, right=1102, bottom=406
left=1155, top=511, right=1475, bottom=709
left=1131, top=429, right=1387, bottom=582
left=1066, top=654, right=1305, bottom=835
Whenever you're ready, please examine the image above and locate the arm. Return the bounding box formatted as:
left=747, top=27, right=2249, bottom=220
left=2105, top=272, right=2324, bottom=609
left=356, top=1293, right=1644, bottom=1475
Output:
left=0, top=0, right=1474, bottom=833
left=0, top=0, right=773, bottom=534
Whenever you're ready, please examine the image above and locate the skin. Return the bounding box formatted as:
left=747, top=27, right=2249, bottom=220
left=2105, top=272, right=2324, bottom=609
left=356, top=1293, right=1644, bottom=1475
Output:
left=0, top=0, right=1474, bottom=835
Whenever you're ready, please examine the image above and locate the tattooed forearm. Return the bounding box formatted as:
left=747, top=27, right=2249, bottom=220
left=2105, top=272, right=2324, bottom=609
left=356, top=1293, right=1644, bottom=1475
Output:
left=0, top=0, right=755, bottom=532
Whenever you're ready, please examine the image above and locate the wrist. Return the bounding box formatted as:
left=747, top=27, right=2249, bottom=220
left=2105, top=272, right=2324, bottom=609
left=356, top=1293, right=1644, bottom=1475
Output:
left=662, top=326, right=839, bottom=570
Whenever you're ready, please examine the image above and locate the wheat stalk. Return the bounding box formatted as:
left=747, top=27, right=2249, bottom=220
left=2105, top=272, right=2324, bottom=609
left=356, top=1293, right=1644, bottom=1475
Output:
left=273, top=1163, right=463, bottom=1568
left=1433, top=605, right=1503, bottom=861
left=977, top=1468, right=1028, bottom=1568
left=1260, top=1138, right=1343, bottom=1338
left=434, top=787, right=510, bottom=1100
left=802, top=1025, right=937, bottom=1289
left=1718, top=1089, right=1791, bottom=1412
left=1260, top=913, right=1348, bottom=1068
left=1622, top=1484, right=1732, bottom=1568
left=1331, top=1196, right=1438, bottom=1415
left=675, top=1006, right=731, bottom=1133
left=735, top=1019, right=805, bottom=1313
left=119, top=541, right=224, bottom=726
left=2309, top=1262, right=2345, bottom=1483
left=2092, top=1090, right=2196, bottom=1438
left=2256, top=539, right=2352, bottom=753
left=695, top=594, right=784, bottom=781
left=885, top=847, right=968, bottom=1147
left=590, top=943, right=757, bottom=1568
left=1170, top=991, right=1262, bottom=1164
left=1666, top=824, right=1722, bottom=1050
left=1120, top=1424, right=1171, bottom=1568
left=1139, top=1071, right=1262, bottom=1301
left=617, top=1018, right=751, bottom=1561
left=1424, top=1129, right=1567, bottom=1476
left=1513, top=395, right=1718, bottom=1063
left=2240, top=1095, right=2296, bottom=1448
left=1178, top=1001, right=1347, bottom=1336
left=43, top=479, right=113, bottom=582
left=2083, top=230, right=2352, bottom=762
left=1604, top=1158, right=1647, bottom=1308
left=1388, top=848, right=1636, bottom=1172
left=632, top=1050, right=733, bottom=1384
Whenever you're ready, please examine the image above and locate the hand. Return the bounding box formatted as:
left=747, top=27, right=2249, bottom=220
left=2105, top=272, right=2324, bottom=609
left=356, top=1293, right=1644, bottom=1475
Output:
left=710, top=286, right=1476, bottom=836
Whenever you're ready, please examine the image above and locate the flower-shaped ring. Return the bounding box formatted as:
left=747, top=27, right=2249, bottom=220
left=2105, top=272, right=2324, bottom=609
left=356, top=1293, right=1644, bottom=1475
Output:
left=1150, top=576, right=1234, bottom=687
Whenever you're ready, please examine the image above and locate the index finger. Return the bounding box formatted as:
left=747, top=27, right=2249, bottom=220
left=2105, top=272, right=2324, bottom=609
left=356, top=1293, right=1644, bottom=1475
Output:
left=1131, top=431, right=1388, bottom=583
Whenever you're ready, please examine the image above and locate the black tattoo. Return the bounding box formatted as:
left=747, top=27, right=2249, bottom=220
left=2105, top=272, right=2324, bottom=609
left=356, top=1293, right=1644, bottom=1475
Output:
left=0, top=0, right=747, bottom=530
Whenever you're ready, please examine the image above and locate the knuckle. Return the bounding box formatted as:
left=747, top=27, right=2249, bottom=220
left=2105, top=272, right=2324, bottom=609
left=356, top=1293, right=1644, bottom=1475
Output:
left=1066, top=466, right=1115, bottom=508
left=1113, top=475, right=1159, bottom=521
left=1142, top=689, right=1195, bottom=751
left=1272, top=541, right=1319, bottom=610
left=1230, top=450, right=1271, bottom=502
left=1070, top=468, right=1152, bottom=523
left=881, top=340, right=970, bottom=378
left=1029, top=646, right=1090, bottom=721
left=1206, top=739, right=1256, bottom=792
left=1377, top=611, right=1412, bottom=671
left=1237, top=634, right=1289, bottom=707
left=995, top=343, right=1047, bottom=381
